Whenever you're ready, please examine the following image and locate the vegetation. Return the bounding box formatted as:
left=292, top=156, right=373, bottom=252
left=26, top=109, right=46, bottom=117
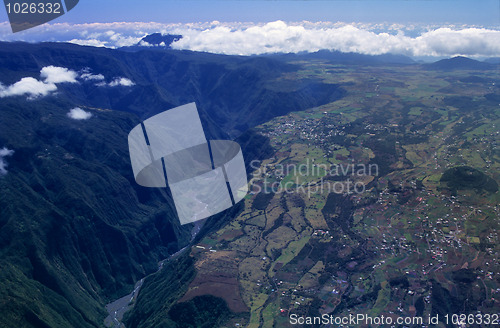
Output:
left=1, top=41, right=499, bottom=328
left=440, top=166, right=498, bottom=193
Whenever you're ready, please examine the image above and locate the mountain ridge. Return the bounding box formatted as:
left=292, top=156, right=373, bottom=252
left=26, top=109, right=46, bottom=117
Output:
left=0, top=41, right=346, bottom=138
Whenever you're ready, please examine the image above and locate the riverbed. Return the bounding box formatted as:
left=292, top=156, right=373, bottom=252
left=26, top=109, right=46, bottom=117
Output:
left=104, top=220, right=204, bottom=327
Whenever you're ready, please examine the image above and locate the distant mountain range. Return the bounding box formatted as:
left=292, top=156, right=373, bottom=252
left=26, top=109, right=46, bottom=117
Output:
left=275, top=49, right=416, bottom=65
left=124, top=33, right=500, bottom=68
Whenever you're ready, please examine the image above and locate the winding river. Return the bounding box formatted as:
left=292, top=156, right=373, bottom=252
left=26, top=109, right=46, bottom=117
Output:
left=104, top=221, right=204, bottom=328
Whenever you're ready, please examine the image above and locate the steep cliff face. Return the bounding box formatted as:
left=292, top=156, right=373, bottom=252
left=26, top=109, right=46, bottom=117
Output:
left=0, top=42, right=345, bottom=138
left=0, top=97, right=191, bottom=327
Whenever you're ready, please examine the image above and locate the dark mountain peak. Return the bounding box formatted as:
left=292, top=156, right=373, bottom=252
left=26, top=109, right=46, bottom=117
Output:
left=425, top=56, right=494, bottom=71
left=119, top=33, right=183, bottom=52
left=447, top=56, right=482, bottom=65
left=140, top=33, right=182, bottom=47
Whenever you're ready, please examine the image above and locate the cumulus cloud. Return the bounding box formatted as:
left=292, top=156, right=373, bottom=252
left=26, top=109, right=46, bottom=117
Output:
left=0, top=66, right=134, bottom=99
left=0, top=66, right=79, bottom=99
left=67, top=107, right=92, bottom=120
left=0, top=147, right=14, bottom=175
left=40, top=66, right=78, bottom=84
left=0, top=77, right=57, bottom=99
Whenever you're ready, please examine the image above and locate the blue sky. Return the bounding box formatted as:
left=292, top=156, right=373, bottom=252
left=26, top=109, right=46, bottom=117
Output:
left=1, top=0, right=499, bottom=26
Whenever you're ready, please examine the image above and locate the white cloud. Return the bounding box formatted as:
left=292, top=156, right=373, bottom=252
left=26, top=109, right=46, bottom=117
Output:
left=68, top=38, right=107, bottom=47
left=67, top=107, right=92, bottom=120
left=170, top=21, right=500, bottom=57
left=40, top=66, right=78, bottom=84
left=0, top=66, right=134, bottom=99
left=107, top=31, right=144, bottom=47
left=0, top=77, right=57, bottom=99
left=0, top=21, right=499, bottom=57
left=0, top=21, right=158, bottom=48
left=79, top=69, right=134, bottom=86
left=0, top=65, right=79, bottom=99
left=138, top=40, right=154, bottom=47
left=0, top=147, right=14, bottom=175
left=67, top=31, right=143, bottom=48
left=412, top=28, right=500, bottom=57
left=96, top=77, right=135, bottom=87
left=109, top=77, right=135, bottom=87
left=80, top=72, right=105, bottom=81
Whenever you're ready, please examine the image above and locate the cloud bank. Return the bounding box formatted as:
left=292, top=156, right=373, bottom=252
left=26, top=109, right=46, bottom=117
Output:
left=0, top=21, right=498, bottom=58
left=67, top=107, right=92, bottom=120
left=0, top=147, right=14, bottom=175
left=171, top=21, right=500, bottom=57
